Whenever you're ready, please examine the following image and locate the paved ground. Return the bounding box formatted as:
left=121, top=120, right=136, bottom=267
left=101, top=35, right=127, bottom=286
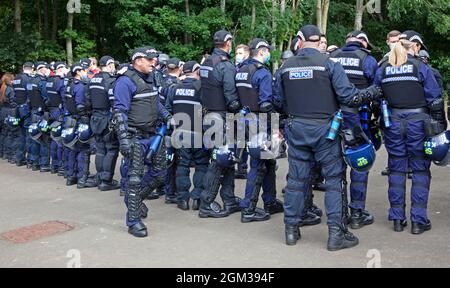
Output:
left=0, top=148, right=449, bottom=268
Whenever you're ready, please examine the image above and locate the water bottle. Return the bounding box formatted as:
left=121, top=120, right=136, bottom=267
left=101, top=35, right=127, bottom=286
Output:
left=327, top=110, right=343, bottom=140
left=146, top=124, right=168, bottom=161
left=360, top=105, right=369, bottom=131
left=381, top=100, right=391, bottom=128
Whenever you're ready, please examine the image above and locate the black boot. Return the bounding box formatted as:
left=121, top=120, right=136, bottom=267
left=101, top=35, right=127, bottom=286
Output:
left=16, top=160, right=26, bottom=167
left=139, top=203, right=149, bottom=219
left=50, top=166, right=58, bottom=174
left=381, top=167, right=390, bottom=176
left=177, top=200, right=190, bottom=211
left=157, top=186, right=165, bottom=196
left=349, top=209, right=374, bottom=229
left=57, top=167, right=65, bottom=177
left=145, top=190, right=160, bottom=200
left=312, top=182, right=326, bottom=192
left=128, top=222, right=148, bottom=238
left=393, top=219, right=407, bottom=232
left=285, top=224, right=300, bottom=246
left=165, top=196, right=178, bottom=204
left=199, top=201, right=229, bottom=218
left=264, top=199, right=284, bottom=215
left=40, top=165, right=51, bottom=173
left=66, top=176, right=78, bottom=186
left=327, top=226, right=359, bottom=251
left=77, top=175, right=98, bottom=189
left=98, top=180, right=121, bottom=191
left=411, top=220, right=432, bottom=235
left=241, top=207, right=270, bottom=223
left=192, top=199, right=200, bottom=210
left=299, top=210, right=321, bottom=227
left=32, top=165, right=40, bottom=171
left=224, top=197, right=242, bottom=215
left=309, top=203, right=323, bottom=217
left=235, top=165, right=248, bottom=179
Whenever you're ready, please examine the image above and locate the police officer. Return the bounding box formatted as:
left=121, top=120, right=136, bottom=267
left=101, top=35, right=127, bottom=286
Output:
left=13, top=62, right=34, bottom=167
left=47, top=62, right=67, bottom=174
left=275, top=25, right=381, bottom=251
left=375, top=30, right=443, bottom=234
left=89, top=56, right=121, bottom=191
left=235, top=38, right=284, bottom=222
left=153, top=57, right=182, bottom=202
left=113, top=47, right=172, bottom=237
left=275, top=38, right=323, bottom=227
left=199, top=30, right=242, bottom=218
left=235, top=44, right=251, bottom=179
left=28, top=62, right=51, bottom=172
left=330, top=30, right=378, bottom=229
left=0, top=73, right=16, bottom=162
left=166, top=61, right=210, bottom=210
left=418, top=50, right=444, bottom=91
left=64, top=64, right=98, bottom=188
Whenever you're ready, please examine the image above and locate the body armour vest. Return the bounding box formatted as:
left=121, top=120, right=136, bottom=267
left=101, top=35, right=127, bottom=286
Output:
left=172, top=79, right=202, bottom=131
left=46, top=76, right=62, bottom=108
left=64, top=80, right=80, bottom=115
left=330, top=48, right=370, bottom=89
left=89, top=72, right=115, bottom=110
left=123, top=69, right=159, bottom=129
left=235, top=62, right=264, bottom=112
left=380, top=57, right=426, bottom=109
left=200, top=54, right=228, bottom=111
left=281, top=53, right=338, bottom=119
left=12, top=73, right=30, bottom=105
left=29, top=76, right=45, bottom=110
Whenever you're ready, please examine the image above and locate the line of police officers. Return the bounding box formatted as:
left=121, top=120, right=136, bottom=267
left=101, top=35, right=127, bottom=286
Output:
left=2, top=24, right=446, bottom=251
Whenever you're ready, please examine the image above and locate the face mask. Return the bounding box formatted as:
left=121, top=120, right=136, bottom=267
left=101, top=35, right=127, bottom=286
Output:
left=45, top=70, right=51, bottom=77
left=81, top=74, right=89, bottom=81
left=235, top=55, right=244, bottom=64
left=263, top=52, right=271, bottom=65
left=388, top=42, right=396, bottom=51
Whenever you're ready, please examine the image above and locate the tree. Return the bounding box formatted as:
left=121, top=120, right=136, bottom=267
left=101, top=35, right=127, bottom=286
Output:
left=14, top=0, right=21, bottom=33
left=316, top=0, right=330, bottom=34
left=354, top=0, right=377, bottom=30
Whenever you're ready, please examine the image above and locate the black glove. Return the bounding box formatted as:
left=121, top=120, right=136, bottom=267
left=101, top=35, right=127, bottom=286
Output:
left=113, top=109, right=132, bottom=157
left=259, top=101, right=273, bottom=113
left=349, top=85, right=383, bottom=107
left=429, top=98, right=447, bottom=131
left=227, top=100, right=241, bottom=113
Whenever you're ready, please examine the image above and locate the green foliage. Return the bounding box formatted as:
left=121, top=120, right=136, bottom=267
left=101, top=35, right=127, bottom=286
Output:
left=0, top=0, right=448, bottom=85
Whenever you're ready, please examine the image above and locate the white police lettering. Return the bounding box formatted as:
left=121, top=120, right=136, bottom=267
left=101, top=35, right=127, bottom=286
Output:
left=235, top=72, right=249, bottom=81
left=46, top=82, right=54, bottom=88
left=289, top=69, right=313, bottom=80
left=335, top=57, right=360, bottom=67
left=385, top=65, right=413, bottom=76
left=13, top=79, right=21, bottom=85
left=200, top=70, right=209, bottom=78
left=90, top=77, right=103, bottom=84
left=175, top=88, right=195, bottom=97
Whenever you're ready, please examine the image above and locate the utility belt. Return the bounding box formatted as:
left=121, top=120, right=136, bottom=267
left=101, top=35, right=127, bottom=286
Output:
left=128, top=126, right=156, bottom=139
left=391, top=107, right=428, bottom=117
left=288, top=115, right=331, bottom=125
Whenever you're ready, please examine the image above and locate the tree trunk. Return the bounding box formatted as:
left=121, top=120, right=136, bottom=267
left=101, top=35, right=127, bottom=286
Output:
left=43, top=0, right=49, bottom=39
left=251, top=3, right=256, bottom=38
left=14, top=0, right=21, bottom=33
left=354, top=0, right=364, bottom=30
left=279, top=0, right=286, bottom=53
left=66, top=12, right=74, bottom=65
left=184, top=0, right=192, bottom=44
left=220, top=0, right=226, bottom=15
left=316, top=0, right=322, bottom=34
left=37, top=0, right=42, bottom=35
left=321, top=0, right=330, bottom=34
left=271, top=0, right=278, bottom=73
left=51, top=0, right=58, bottom=41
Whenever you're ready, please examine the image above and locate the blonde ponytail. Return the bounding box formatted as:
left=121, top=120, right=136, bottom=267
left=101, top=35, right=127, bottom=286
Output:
left=388, top=39, right=415, bottom=67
